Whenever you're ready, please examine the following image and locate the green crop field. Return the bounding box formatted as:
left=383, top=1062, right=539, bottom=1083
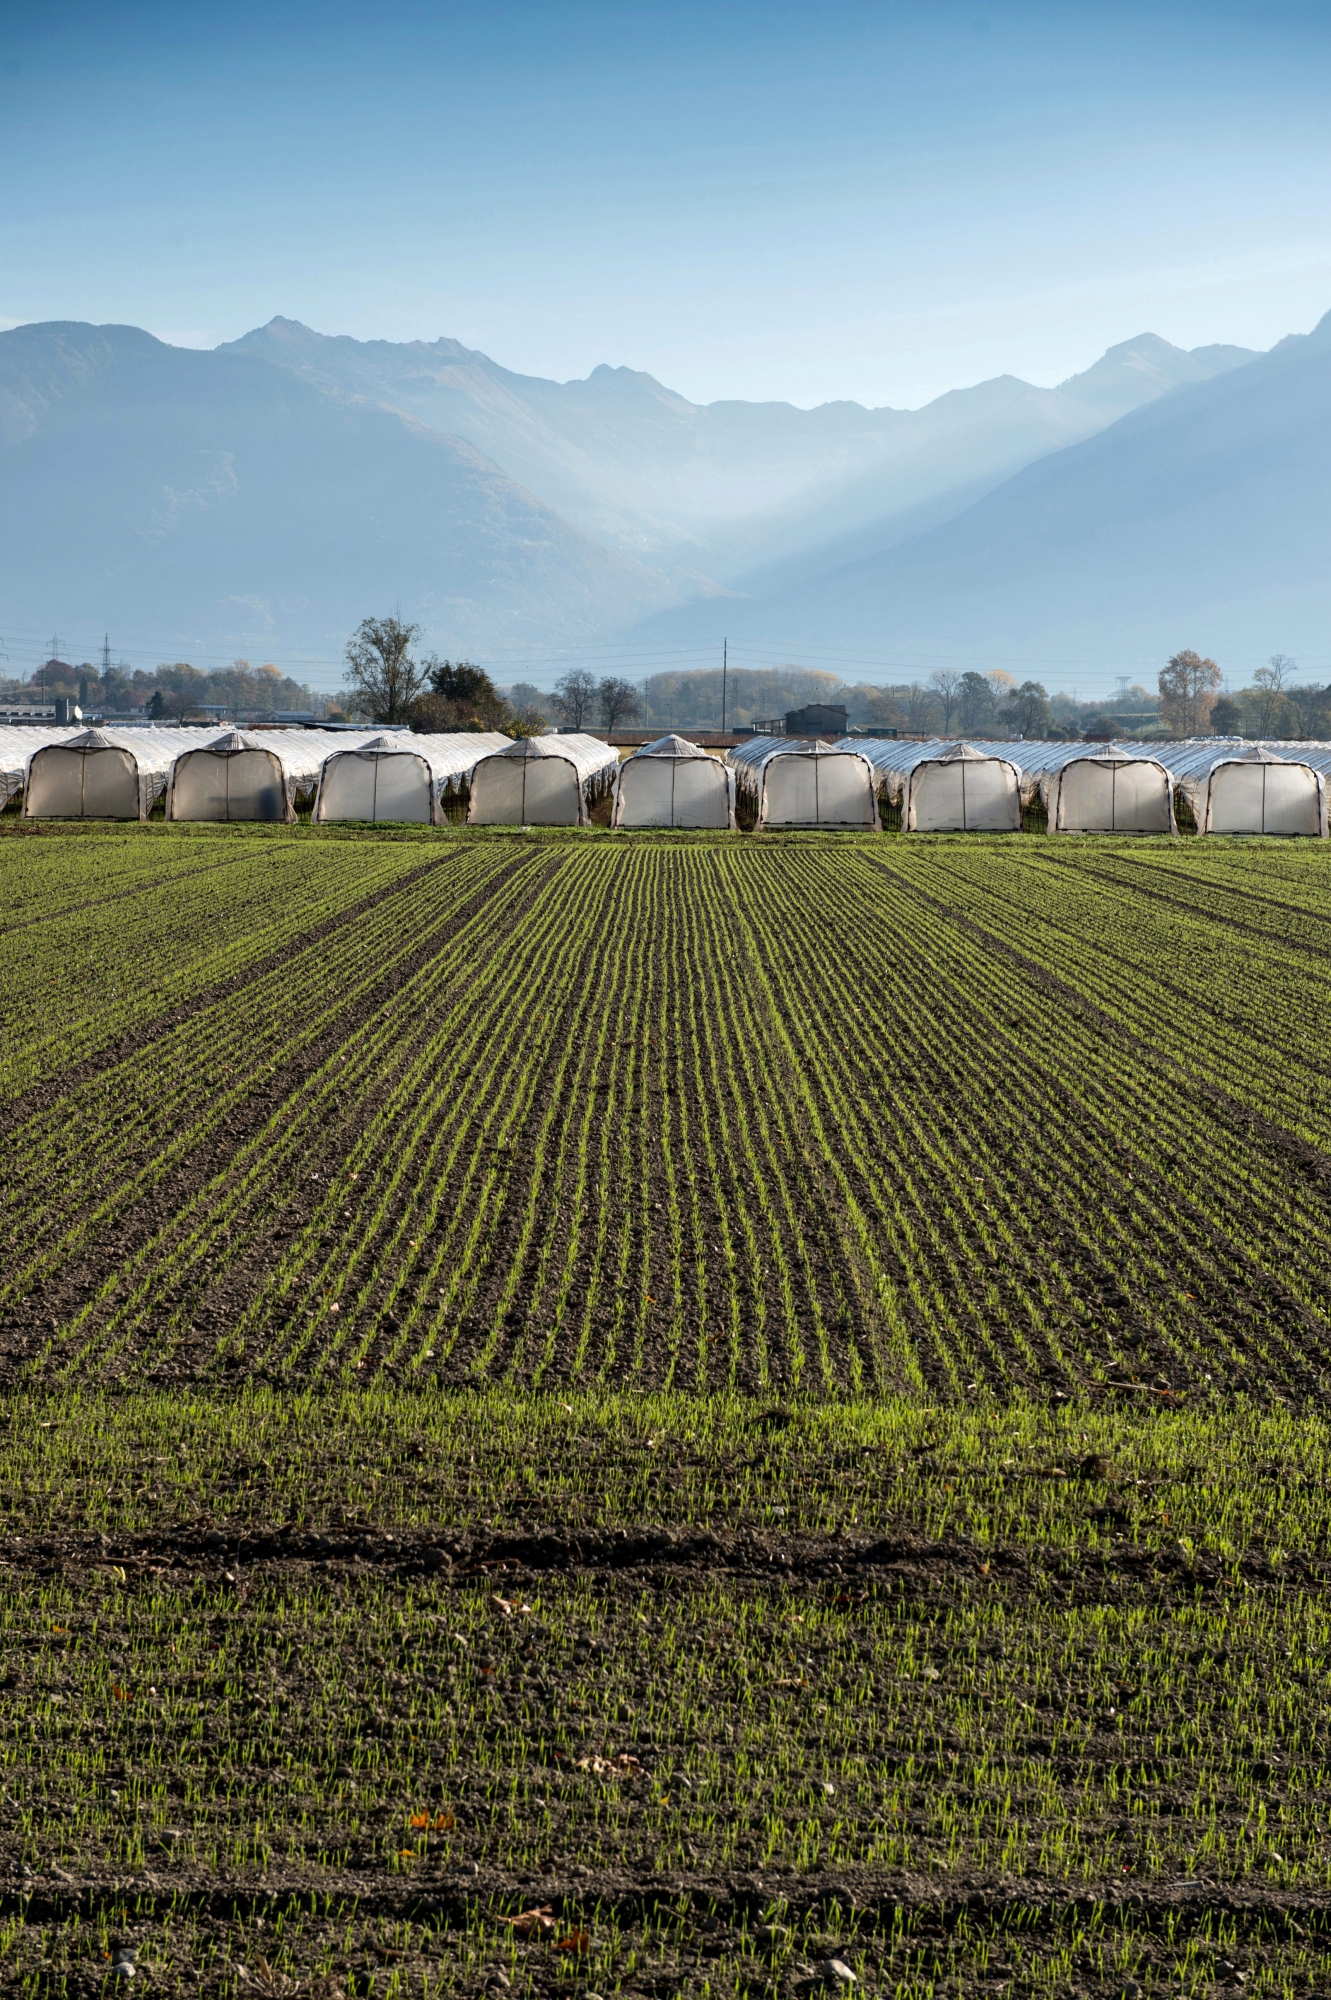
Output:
left=3, top=822, right=1331, bottom=1998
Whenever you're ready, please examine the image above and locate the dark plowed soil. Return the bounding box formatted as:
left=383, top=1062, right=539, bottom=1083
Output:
left=5, top=1519, right=1313, bottom=1598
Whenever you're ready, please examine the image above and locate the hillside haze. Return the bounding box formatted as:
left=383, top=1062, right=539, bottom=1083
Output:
left=223, top=318, right=1253, bottom=568
left=639, top=312, right=1331, bottom=671
left=0, top=321, right=686, bottom=659
left=0, top=311, right=1299, bottom=672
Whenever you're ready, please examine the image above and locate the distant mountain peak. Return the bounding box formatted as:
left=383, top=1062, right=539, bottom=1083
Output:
left=1055, top=330, right=1256, bottom=416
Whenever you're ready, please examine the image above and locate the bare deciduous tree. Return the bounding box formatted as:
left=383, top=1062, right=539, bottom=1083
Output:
left=905, top=681, right=938, bottom=733
left=1158, top=649, right=1222, bottom=736
left=1252, top=654, right=1297, bottom=737
left=344, top=616, right=425, bottom=723
left=598, top=675, right=640, bottom=732
left=928, top=667, right=963, bottom=733
left=552, top=668, right=597, bottom=729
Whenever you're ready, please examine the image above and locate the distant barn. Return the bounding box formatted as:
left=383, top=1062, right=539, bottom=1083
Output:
left=785, top=702, right=849, bottom=739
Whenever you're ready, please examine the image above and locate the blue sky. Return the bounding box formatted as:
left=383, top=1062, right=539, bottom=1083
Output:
left=2, top=0, right=1330, bottom=406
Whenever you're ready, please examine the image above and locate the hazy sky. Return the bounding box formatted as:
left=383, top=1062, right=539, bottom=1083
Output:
left=2, top=1, right=1331, bottom=408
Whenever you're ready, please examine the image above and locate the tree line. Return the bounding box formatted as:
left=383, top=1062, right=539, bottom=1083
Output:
left=339, top=617, right=1331, bottom=743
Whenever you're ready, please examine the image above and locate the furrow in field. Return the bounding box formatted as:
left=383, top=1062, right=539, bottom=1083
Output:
left=202, top=851, right=584, bottom=1380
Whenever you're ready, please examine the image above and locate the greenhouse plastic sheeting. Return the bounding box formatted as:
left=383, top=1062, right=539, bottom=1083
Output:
left=25, top=726, right=219, bottom=820
left=1152, top=740, right=1328, bottom=836
left=467, top=733, right=619, bottom=826
left=844, top=738, right=1021, bottom=831
left=611, top=734, right=736, bottom=829
left=0, top=725, right=81, bottom=808
left=728, top=736, right=878, bottom=829
left=313, top=732, right=510, bottom=824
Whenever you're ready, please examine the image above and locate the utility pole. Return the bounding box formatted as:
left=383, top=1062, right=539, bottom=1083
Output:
left=722, top=638, right=727, bottom=737
left=101, top=634, right=111, bottom=682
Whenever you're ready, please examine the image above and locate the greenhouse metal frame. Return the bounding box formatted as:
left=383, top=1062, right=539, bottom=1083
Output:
left=1000, top=741, right=1177, bottom=834
left=1152, top=740, right=1328, bottom=836
left=166, top=728, right=351, bottom=822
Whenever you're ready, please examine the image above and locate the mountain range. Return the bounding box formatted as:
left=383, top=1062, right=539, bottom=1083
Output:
left=1, top=307, right=1325, bottom=675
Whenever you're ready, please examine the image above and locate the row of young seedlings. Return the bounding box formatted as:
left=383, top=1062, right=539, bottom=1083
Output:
left=0, top=843, right=479, bottom=1298
left=10, top=836, right=1331, bottom=1394
left=14, top=846, right=522, bottom=1382
left=0, top=834, right=424, bottom=1103
left=7, top=1562, right=1331, bottom=1893
left=737, top=842, right=1331, bottom=1397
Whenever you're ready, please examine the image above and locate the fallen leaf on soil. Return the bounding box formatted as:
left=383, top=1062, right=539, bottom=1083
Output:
left=499, top=1906, right=556, bottom=1938
left=555, top=1931, right=591, bottom=1953
left=576, top=1753, right=643, bottom=1778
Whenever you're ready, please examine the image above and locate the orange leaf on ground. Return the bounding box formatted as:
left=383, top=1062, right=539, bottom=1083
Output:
left=556, top=1931, right=591, bottom=1953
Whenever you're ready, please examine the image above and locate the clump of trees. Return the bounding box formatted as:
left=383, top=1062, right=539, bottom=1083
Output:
left=1155, top=650, right=1331, bottom=739
left=1158, top=649, right=1222, bottom=735
left=340, top=618, right=558, bottom=735
left=550, top=669, right=641, bottom=732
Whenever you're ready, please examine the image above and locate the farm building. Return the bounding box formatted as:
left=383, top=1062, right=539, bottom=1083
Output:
left=466, top=733, right=619, bottom=826
left=611, top=734, right=736, bottom=830
left=1013, top=742, right=1177, bottom=834
left=314, top=732, right=510, bottom=824
left=850, top=738, right=1022, bottom=831
left=167, top=729, right=352, bottom=822
left=1155, top=741, right=1327, bottom=836
left=729, top=736, right=878, bottom=829
left=24, top=726, right=210, bottom=820
left=785, top=702, right=849, bottom=739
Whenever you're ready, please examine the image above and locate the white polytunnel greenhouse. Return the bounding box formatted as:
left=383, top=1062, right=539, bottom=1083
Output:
left=314, top=731, right=511, bottom=825
left=611, top=734, right=736, bottom=830
left=166, top=728, right=369, bottom=822
left=24, top=726, right=217, bottom=820
left=466, top=733, right=620, bottom=826
left=1007, top=741, right=1177, bottom=834
left=1153, top=741, right=1328, bottom=836
left=847, top=738, right=1022, bottom=831
left=728, top=737, right=878, bottom=829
